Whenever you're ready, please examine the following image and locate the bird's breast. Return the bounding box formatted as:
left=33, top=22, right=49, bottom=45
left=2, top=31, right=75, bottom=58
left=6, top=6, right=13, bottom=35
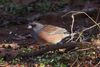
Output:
left=39, top=31, right=67, bottom=44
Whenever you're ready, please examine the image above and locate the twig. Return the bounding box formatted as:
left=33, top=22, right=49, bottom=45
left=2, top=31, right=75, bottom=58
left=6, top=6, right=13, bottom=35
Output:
left=70, top=11, right=100, bottom=41
left=76, top=23, right=100, bottom=41
left=70, top=54, right=79, bottom=67
left=62, top=11, right=80, bottom=18
left=76, top=47, right=94, bottom=51
left=77, top=62, right=82, bottom=67
left=62, top=11, right=100, bottom=42
left=96, top=9, right=100, bottom=23
left=70, top=11, right=100, bottom=28
left=18, top=42, right=78, bottom=58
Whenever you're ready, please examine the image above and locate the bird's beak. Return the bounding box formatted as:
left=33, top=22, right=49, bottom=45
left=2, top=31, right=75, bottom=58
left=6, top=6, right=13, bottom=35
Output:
left=27, top=24, right=32, bottom=29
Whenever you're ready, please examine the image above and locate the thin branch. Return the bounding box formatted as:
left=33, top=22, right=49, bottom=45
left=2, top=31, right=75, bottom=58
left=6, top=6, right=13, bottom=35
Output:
left=96, top=9, right=100, bottom=23
left=71, top=54, right=79, bottom=67
left=76, top=23, right=100, bottom=41
left=62, top=11, right=100, bottom=42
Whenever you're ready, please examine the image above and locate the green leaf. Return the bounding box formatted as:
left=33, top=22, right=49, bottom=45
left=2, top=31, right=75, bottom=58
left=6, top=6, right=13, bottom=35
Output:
left=60, top=63, right=66, bottom=67
left=40, top=63, right=45, bottom=67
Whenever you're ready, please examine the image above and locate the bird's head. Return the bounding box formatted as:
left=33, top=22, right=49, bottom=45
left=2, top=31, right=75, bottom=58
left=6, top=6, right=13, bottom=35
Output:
left=28, top=21, right=44, bottom=33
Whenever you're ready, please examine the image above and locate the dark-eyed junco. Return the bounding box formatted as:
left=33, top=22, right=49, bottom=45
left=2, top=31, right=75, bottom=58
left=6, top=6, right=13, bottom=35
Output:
left=28, top=21, right=75, bottom=45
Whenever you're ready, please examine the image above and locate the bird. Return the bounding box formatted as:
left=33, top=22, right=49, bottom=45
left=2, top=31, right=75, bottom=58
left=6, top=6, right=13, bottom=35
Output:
left=28, top=21, right=74, bottom=45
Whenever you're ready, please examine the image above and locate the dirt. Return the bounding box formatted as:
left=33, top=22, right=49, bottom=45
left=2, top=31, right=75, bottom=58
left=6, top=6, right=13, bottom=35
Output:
left=0, top=24, right=34, bottom=46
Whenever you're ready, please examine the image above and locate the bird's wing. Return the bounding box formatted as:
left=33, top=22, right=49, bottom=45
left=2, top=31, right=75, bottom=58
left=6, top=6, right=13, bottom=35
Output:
left=54, top=26, right=68, bottom=34
left=42, top=25, right=69, bottom=35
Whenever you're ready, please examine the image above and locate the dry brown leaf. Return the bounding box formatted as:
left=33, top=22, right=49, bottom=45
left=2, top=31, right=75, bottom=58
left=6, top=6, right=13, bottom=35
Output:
left=91, top=39, right=100, bottom=48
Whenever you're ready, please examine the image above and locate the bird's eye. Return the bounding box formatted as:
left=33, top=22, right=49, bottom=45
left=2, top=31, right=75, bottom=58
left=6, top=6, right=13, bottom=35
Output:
left=32, top=24, right=36, bottom=27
